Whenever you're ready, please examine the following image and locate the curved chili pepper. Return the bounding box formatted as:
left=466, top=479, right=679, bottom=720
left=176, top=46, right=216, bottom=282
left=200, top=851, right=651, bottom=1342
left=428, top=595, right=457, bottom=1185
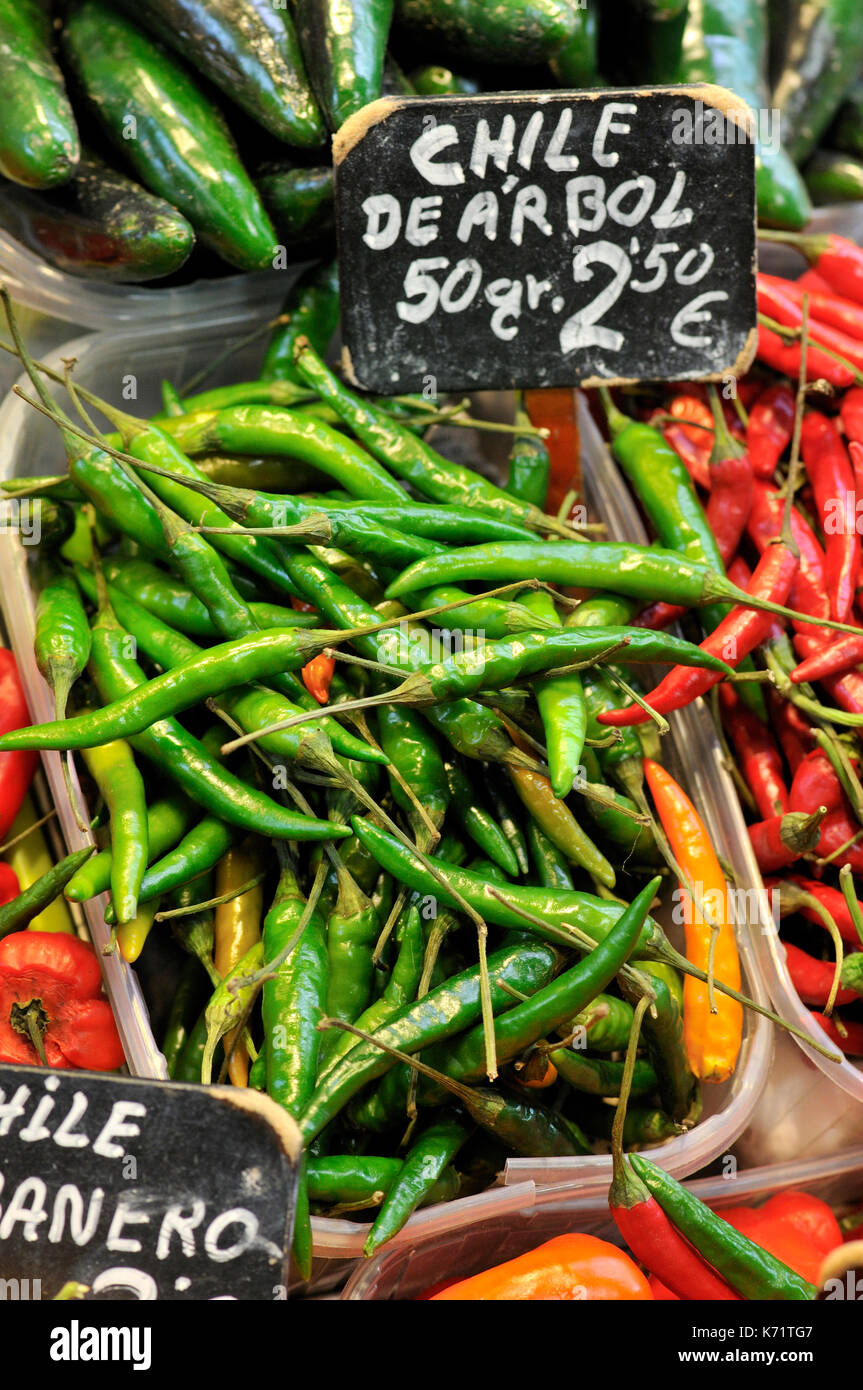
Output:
left=782, top=940, right=857, bottom=1008
left=800, top=411, right=860, bottom=624
left=792, top=629, right=863, bottom=715
left=610, top=1155, right=741, bottom=1301
left=812, top=807, right=863, bottom=873
left=748, top=807, right=827, bottom=872
left=746, top=382, right=796, bottom=478
left=756, top=318, right=855, bottom=389
left=80, top=732, right=148, bottom=926
left=629, top=1152, right=816, bottom=1300
left=789, top=749, right=847, bottom=816
left=599, top=544, right=799, bottom=726
left=0, top=931, right=124, bottom=1070
left=790, top=629, right=863, bottom=684
left=718, top=684, right=790, bottom=819
left=760, top=273, right=863, bottom=342
left=0, top=846, right=95, bottom=942
left=763, top=231, right=863, bottom=306
left=364, top=1119, right=469, bottom=1257
left=431, top=1233, right=653, bottom=1301
left=549, top=1047, right=657, bottom=1098
left=747, top=480, right=832, bottom=639
left=643, top=759, right=742, bottom=1083
left=298, top=940, right=559, bottom=1144
left=757, top=277, right=863, bottom=372
left=775, top=875, right=863, bottom=945
left=0, top=649, right=37, bottom=842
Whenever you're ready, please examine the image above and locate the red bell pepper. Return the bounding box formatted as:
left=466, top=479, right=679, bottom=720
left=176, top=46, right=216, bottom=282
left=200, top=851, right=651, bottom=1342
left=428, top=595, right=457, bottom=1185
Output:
left=0, top=650, right=37, bottom=841
left=0, top=931, right=124, bottom=1070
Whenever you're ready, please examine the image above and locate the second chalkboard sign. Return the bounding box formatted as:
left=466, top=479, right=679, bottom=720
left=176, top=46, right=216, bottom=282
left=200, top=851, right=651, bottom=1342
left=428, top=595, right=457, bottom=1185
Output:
left=335, top=86, right=757, bottom=394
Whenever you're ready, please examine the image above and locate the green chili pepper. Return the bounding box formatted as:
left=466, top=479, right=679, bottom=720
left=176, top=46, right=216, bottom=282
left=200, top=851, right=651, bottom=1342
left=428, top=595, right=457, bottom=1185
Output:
left=550, top=1046, right=658, bottom=1099
left=508, top=764, right=616, bottom=889
left=0, top=846, right=95, bottom=940
left=200, top=941, right=263, bottom=1086
left=160, top=403, right=406, bottom=504
left=579, top=747, right=659, bottom=861
left=444, top=760, right=519, bottom=876
left=436, top=876, right=659, bottom=1087
left=569, top=994, right=634, bottom=1052
left=527, top=821, right=574, bottom=891
left=172, top=1006, right=215, bottom=1084
left=363, top=1118, right=469, bottom=1255
left=291, top=338, right=564, bottom=535
left=79, top=732, right=148, bottom=924
left=105, top=816, right=238, bottom=925
left=161, top=956, right=200, bottom=1080
left=619, top=966, right=697, bottom=1124
left=322, top=872, right=380, bottom=1054
left=86, top=608, right=347, bottom=842
left=34, top=568, right=91, bottom=721
left=505, top=403, right=550, bottom=509
left=300, top=939, right=559, bottom=1142
left=378, top=703, right=449, bottom=849
left=629, top=1153, right=817, bottom=1300
left=263, top=259, right=339, bottom=383
left=522, top=587, right=586, bottom=800
left=579, top=1099, right=680, bottom=1147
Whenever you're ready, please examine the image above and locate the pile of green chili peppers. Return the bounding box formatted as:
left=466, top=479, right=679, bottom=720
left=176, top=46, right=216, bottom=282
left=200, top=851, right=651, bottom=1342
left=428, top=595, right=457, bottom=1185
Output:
left=1, top=269, right=770, bottom=1277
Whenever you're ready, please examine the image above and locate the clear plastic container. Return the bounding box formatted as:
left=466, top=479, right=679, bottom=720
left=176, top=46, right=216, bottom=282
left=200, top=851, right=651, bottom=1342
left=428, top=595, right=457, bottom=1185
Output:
left=0, top=232, right=296, bottom=330
left=341, top=1144, right=863, bottom=1299
left=0, top=318, right=770, bottom=1281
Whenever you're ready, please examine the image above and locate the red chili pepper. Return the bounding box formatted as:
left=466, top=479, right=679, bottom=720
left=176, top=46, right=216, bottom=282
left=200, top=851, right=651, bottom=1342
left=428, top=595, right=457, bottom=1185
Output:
left=783, top=233, right=863, bottom=307
left=747, top=481, right=832, bottom=641
left=797, top=268, right=833, bottom=295
left=800, top=412, right=860, bottom=623
left=789, top=750, right=847, bottom=816
left=718, top=684, right=790, bottom=820
left=748, top=807, right=827, bottom=873
left=290, top=596, right=335, bottom=704
left=746, top=384, right=796, bottom=479
left=790, top=630, right=863, bottom=684
left=812, top=807, right=863, bottom=873
left=0, top=931, right=124, bottom=1069
left=598, top=544, right=799, bottom=726
left=792, top=631, right=863, bottom=715
left=756, top=319, right=855, bottom=390
left=775, top=874, right=863, bottom=945
left=841, top=389, right=863, bottom=446
left=759, top=273, right=863, bottom=342
left=782, top=940, right=857, bottom=1008
left=757, top=277, right=863, bottom=373
left=811, top=1011, right=863, bottom=1055
left=768, top=688, right=813, bottom=774
left=0, top=650, right=38, bottom=842
left=609, top=1157, right=740, bottom=1301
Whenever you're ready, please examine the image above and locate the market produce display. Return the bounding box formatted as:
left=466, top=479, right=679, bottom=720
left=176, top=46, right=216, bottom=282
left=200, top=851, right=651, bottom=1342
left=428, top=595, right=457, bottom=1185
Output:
left=2, top=0, right=863, bottom=1316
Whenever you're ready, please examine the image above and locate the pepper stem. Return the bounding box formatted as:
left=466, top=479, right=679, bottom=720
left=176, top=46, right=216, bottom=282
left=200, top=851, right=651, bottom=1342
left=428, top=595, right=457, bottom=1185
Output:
left=10, top=999, right=50, bottom=1067
left=610, top=993, right=651, bottom=1176
left=706, top=383, right=746, bottom=463
left=756, top=229, right=829, bottom=261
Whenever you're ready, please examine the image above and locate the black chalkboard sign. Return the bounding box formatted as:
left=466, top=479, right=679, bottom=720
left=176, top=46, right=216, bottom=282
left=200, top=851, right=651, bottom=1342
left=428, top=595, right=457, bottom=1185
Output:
left=334, top=86, right=757, bottom=394
left=0, top=1063, right=300, bottom=1301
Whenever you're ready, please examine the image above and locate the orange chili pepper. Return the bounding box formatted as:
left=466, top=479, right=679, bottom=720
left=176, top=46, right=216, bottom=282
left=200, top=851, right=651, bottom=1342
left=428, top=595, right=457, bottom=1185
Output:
left=643, top=759, right=742, bottom=1083
left=213, top=841, right=264, bottom=1088
left=430, top=1233, right=653, bottom=1301
left=290, top=596, right=334, bottom=704
left=521, top=1057, right=558, bottom=1089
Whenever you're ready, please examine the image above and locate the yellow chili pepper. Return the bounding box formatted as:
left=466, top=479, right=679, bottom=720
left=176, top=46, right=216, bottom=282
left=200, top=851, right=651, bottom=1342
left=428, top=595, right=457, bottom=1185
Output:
left=213, top=840, right=264, bottom=1087
left=8, top=795, right=75, bottom=934
left=117, top=897, right=161, bottom=963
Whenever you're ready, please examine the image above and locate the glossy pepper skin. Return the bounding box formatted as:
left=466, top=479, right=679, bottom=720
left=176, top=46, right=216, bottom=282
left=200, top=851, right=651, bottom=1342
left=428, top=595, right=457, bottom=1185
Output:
left=746, top=383, right=795, bottom=479
left=430, top=1233, right=652, bottom=1301
left=0, top=931, right=124, bottom=1070
left=0, top=0, right=79, bottom=189
left=800, top=412, right=860, bottom=624
left=668, top=0, right=810, bottom=228
left=644, top=760, right=742, bottom=1083
left=61, top=1, right=277, bottom=271
left=295, top=0, right=393, bottom=131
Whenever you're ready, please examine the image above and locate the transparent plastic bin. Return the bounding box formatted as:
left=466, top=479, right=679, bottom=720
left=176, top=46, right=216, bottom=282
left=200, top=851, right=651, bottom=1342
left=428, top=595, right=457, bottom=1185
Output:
left=0, top=231, right=295, bottom=330
left=0, top=318, right=769, bottom=1284
left=341, top=1144, right=863, bottom=1299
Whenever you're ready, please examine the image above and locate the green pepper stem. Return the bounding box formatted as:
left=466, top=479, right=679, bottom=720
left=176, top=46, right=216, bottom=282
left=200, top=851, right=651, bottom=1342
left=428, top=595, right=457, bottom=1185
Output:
left=839, top=865, right=863, bottom=950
